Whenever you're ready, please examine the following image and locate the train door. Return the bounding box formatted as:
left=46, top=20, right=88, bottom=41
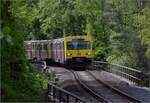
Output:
left=54, top=42, right=57, bottom=62
left=37, top=42, right=41, bottom=60
left=52, top=41, right=58, bottom=62
left=56, top=42, right=58, bottom=62
left=32, top=42, right=35, bottom=59
left=44, top=42, right=48, bottom=59
left=51, top=41, right=54, bottom=61
left=35, top=42, right=37, bottom=59
left=61, top=41, right=65, bottom=63
left=39, top=42, right=42, bottom=59
left=46, top=41, right=49, bottom=59
left=35, top=42, right=39, bottom=60
left=58, top=42, right=62, bottom=63
left=55, top=42, right=57, bottom=62
left=41, top=42, right=44, bottom=60
left=57, top=42, right=60, bottom=62
left=28, top=42, right=32, bottom=59
left=59, top=41, right=64, bottom=63
left=56, top=42, right=59, bottom=62
left=47, top=41, right=52, bottom=59
left=29, top=43, right=32, bottom=59
left=52, top=42, right=55, bottom=61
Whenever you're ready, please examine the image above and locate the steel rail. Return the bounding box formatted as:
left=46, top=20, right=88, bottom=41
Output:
left=70, top=70, right=110, bottom=103
left=86, top=70, right=143, bottom=103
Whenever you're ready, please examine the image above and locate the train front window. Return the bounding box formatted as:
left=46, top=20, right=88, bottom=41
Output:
left=67, top=41, right=90, bottom=50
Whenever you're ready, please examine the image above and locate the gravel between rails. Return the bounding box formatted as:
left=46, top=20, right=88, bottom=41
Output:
left=71, top=70, right=109, bottom=103
left=47, top=66, right=99, bottom=102
left=77, top=71, right=140, bottom=103
left=47, top=66, right=149, bottom=103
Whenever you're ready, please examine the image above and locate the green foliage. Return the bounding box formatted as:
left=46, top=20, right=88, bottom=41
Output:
left=1, top=66, right=48, bottom=102
left=12, top=0, right=149, bottom=70
left=1, top=0, right=48, bottom=102
left=38, top=0, right=87, bottom=38
left=93, top=48, right=107, bottom=61
left=1, top=2, right=150, bottom=101
left=11, top=0, right=38, bottom=39
left=134, top=7, right=150, bottom=59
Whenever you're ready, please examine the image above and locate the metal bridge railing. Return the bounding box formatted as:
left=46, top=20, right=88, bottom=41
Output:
left=48, top=81, right=86, bottom=103
left=92, top=61, right=149, bottom=87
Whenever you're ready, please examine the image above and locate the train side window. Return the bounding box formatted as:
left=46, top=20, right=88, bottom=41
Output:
left=39, top=43, right=42, bottom=50
left=32, top=43, right=34, bottom=51
left=38, top=43, right=40, bottom=50
left=44, top=43, right=47, bottom=50
left=35, top=43, right=37, bottom=50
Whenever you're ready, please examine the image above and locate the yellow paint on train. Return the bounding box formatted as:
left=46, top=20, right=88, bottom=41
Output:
left=64, top=35, right=92, bottom=59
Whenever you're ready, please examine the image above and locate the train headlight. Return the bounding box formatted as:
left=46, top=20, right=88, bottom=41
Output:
left=67, top=53, right=72, bottom=56
left=86, top=52, right=91, bottom=55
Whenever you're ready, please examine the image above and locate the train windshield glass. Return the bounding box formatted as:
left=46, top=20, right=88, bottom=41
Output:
left=67, top=41, right=90, bottom=50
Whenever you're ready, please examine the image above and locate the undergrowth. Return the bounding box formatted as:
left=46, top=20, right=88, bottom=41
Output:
left=1, top=64, right=48, bottom=102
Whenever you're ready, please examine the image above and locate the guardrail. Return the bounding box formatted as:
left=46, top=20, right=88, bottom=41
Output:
left=47, top=81, right=86, bottom=103
left=92, top=61, right=149, bottom=87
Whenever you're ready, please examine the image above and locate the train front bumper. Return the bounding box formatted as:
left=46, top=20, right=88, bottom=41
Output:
left=65, top=57, right=92, bottom=67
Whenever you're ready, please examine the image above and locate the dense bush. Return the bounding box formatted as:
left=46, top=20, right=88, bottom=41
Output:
left=1, top=0, right=48, bottom=102
left=1, top=21, right=48, bottom=102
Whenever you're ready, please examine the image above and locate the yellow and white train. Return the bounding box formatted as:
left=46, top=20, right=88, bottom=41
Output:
left=24, top=35, right=92, bottom=68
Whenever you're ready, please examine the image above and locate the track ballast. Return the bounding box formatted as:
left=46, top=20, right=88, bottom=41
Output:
left=71, top=70, right=142, bottom=103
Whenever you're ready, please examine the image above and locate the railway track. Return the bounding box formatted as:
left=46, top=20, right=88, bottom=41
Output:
left=48, top=66, right=99, bottom=102
left=71, top=70, right=142, bottom=103
left=71, top=70, right=110, bottom=103
left=86, top=70, right=143, bottom=103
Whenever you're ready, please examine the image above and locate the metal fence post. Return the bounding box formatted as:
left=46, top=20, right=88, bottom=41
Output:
left=53, top=86, right=56, bottom=99
left=93, top=61, right=149, bottom=87
left=66, top=94, right=69, bottom=103
left=59, top=90, right=62, bottom=102
left=47, top=82, right=86, bottom=103
left=75, top=98, right=78, bottom=102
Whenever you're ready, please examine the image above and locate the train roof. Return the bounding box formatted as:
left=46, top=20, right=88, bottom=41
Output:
left=24, top=40, right=51, bottom=42
left=24, top=35, right=91, bottom=44
left=24, top=40, right=52, bottom=45
left=64, top=35, right=89, bottom=38
left=53, top=38, right=64, bottom=43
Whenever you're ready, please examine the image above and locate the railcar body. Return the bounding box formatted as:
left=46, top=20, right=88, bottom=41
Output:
left=52, top=38, right=65, bottom=63
left=64, top=35, right=92, bottom=67
left=24, top=40, right=52, bottom=61
left=24, top=41, right=32, bottom=60
left=24, top=35, right=92, bottom=68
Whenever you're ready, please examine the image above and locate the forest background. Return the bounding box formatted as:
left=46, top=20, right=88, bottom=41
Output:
left=1, top=0, right=150, bottom=102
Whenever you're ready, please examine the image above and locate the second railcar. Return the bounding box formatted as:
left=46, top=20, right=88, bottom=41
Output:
left=52, top=38, right=65, bottom=64
left=24, top=40, right=52, bottom=61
